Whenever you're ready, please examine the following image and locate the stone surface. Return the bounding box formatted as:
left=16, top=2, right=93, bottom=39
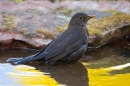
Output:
left=0, top=0, right=130, bottom=49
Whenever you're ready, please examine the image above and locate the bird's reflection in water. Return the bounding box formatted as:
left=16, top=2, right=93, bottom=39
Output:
left=27, top=62, right=89, bottom=86
left=0, top=49, right=88, bottom=86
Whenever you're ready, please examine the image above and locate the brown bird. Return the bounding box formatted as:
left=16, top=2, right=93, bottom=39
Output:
left=7, top=12, right=95, bottom=65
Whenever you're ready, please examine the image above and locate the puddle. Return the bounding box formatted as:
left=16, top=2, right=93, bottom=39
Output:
left=0, top=38, right=130, bottom=86
left=81, top=37, right=130, bottom=86
left=0, top=49, right=88, bottom=86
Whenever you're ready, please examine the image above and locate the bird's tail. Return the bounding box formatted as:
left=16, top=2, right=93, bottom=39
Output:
left=6, top=52, right=45, bottom=64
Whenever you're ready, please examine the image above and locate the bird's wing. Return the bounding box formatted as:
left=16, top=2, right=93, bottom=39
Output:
left=6, top=40, right=54, bottom=64
left=44, top=30, right=84, bottom=63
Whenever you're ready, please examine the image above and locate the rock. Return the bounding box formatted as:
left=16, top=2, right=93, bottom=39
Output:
left=0, top=30, right=52, bottom=49
left=0, top=0, right=130, bottom=49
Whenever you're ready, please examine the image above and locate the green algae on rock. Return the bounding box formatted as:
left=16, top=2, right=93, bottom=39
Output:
left=87, top=12, right=130, bottom=36
left=2, top=14, right=17, bottom=30
left=36, top=29, right=55, bottom=39
left=9, top=0, right=26, bottom=3
left=56, top=24, right=68, bottom=33
left=88, top=12, right=130, bottom=46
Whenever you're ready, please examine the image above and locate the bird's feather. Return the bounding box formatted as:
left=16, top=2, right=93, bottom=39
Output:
left=44, top=27, right=86, bottom=63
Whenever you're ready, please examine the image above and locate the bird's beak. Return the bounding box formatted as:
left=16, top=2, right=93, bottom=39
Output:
left=88, top=15, right=96, bottom=19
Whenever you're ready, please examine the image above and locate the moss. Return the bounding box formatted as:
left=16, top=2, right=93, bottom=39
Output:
left=9, top=0, right=26, bottom=3
left=56, top=7, right=72, bottom=16
left=104, top=10, right=117, bottom=15
left=36, top=29, right=44, bottom=34
left=2, top=14, right=17, bottom=30
left=22, top=28, right=28, bottom=32
left=36, top=29, right=54, bottom=39
left=56, top=24, right=68, bottom=33
left=21, top=28, right=31, bottom=38
left=87, top=12, right=130, bottom=36
left=23, top=32, right=30, bottom=38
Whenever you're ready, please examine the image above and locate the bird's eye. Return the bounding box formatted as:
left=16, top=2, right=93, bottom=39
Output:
left=79, top=17, right=83, bottom=20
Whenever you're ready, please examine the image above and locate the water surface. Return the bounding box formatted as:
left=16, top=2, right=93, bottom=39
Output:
left=0, top=38, right=130, bottom=86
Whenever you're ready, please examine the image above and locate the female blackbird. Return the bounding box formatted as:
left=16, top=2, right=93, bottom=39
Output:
left=7, top=12, right=95, bottom=64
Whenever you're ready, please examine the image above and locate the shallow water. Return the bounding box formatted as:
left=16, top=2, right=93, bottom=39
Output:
left=0, top=49, right=88, bottom=86
left=0, top=38, right=130, bottom=86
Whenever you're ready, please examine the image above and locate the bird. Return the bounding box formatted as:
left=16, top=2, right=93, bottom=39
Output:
left=6, top=12, right=95, bottom=65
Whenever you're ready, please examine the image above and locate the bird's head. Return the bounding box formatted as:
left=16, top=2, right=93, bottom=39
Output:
left=69, top=12, right=95, bottom=27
